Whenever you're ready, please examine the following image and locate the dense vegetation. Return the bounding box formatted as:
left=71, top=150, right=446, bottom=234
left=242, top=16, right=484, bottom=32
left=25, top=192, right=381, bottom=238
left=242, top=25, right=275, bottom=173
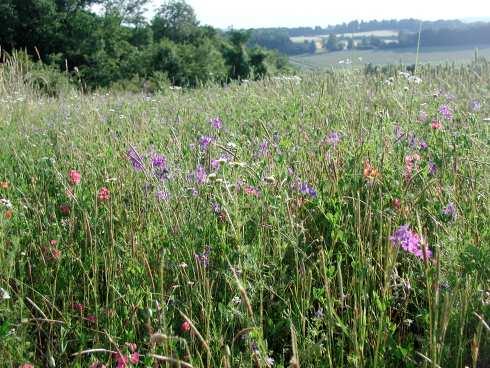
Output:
left=1, top=54, right=489, bottom=367
left=0, top=0, right=289, bottom=90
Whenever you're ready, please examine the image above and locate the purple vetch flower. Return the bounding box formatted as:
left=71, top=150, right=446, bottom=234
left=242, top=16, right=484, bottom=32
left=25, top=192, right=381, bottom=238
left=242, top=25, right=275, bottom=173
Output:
left=408, top=133, right=417, bottom=149
left=442, top=202, right=457, bottom=221
left=298, top=180, right=317, bottom=198
left=390, top=225, right=432, bottom=260
left=155, top=190, right=169, bottom=201
left=325, top=131, right=341, bottom=146
left=266, top=356, right=275, bottom=366
left=258, top=140, right=269, bottom=156
left=469, top=100, right=481, bottom=112
left=195, top=245, right=211, bottom=268
left=209, top=117, right=223, bottom=129
left=418, top=111, right=428, bottom=123
left=128, top=146, right=145, bottom=171
left=428, top=160, right=437, bottom=175
left=211, top=202, right=221, bottom=214
left=438, top=105, right=453, bottom=120
left=199, top=136, right=213, bottom=151
left=211, top=155, right=229, bottom=171
left=194, top=165, right=207, bottom=184
left=314, top=307, right=324, bottom=319
left=418, top=139, right=428, bottom=150
left=394, top=124, right=405, bottom=141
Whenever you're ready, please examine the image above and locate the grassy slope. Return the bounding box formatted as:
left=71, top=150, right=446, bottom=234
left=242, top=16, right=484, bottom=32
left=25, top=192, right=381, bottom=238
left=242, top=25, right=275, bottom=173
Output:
left=0, top=62, right=489, bottom=367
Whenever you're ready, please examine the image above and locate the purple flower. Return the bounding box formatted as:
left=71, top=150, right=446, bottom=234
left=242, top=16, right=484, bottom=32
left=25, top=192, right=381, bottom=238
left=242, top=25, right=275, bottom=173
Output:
left=156, top=190, right=169, bottom=201
left=442, top=202, right=457, bottom=221
left=151, top=153, right=169, bottom=181
left=258, top=140, right=269, bottom=156
left=211, top=202, right=221, bottom=214
left=152, top=153, right=166, bottom=169
left=195, top=246, right=211, bottom=268
left=428, top=160, right=437, bottom=175
left=469, top=100, right=481, bottom=112
left=439, top=105, right=453, bottom=120
left=418, top=139, right=428, bottom=150
left=199, top=136, right=213, bottom=151
left=194, top=165, right=207, bottom=184
left=394, top=124, right=405, bottom=142
left=298, top=181, right=317, bottom=198
left=314, top=307, right=324, bottom=319
left=325, top=131, right=341, bottom=146
left=390, top=225, right=432, bottom=260
left=408, top=133, right=417, bottom=149
left=209, top=117, right=223, bottom=129
left=128, top=147, right=144, bottom=171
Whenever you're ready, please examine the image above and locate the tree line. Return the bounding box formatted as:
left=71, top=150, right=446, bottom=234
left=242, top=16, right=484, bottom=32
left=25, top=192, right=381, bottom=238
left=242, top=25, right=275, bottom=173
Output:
left=0, top=0, right=290, bottom=90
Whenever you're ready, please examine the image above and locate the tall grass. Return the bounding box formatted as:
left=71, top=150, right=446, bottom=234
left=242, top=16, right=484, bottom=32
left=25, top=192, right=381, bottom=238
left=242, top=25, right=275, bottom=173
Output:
left=0, top=56, right=489, bottom=367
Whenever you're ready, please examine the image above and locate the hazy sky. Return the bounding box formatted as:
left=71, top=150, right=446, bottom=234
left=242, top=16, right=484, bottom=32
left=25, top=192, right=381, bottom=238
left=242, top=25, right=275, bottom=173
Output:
left=148, top=0, right=490, bottom=29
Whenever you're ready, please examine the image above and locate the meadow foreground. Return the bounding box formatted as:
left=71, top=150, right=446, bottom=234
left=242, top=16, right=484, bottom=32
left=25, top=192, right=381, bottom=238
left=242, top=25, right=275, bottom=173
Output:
left=0, top=62, right=489, bottom=367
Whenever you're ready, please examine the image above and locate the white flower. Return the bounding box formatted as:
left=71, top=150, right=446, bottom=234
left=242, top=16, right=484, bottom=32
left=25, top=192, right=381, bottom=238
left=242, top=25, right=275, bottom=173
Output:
left=0, top=287, right=10, bottom=300
left=0, top=198, right=12, bottom=209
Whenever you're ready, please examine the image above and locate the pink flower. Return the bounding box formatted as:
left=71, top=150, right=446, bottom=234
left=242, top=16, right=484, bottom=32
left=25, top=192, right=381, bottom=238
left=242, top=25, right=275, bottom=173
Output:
left=59, top=203, right=71, bottom=216
left=86, top=315, right=97, bottom=323
left=69, top=170, right=81, bottom=185
left=73, top=302, right=84, bottom=314
left=125, top=342, right=137, bottom=353
left=98, top=187, right=110, bottom=202
left=19, top=364, right=34, bottom=368
left=114, top=353, right=129, bottom=368
left=181, top=320, right=191, bottom=333
left=129, top=352, right=140, bottom=364
left=431, top=120, right=442, bottom=130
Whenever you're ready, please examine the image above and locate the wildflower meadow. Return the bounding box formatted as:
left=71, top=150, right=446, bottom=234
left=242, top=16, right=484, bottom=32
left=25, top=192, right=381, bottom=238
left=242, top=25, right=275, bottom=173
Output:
left=0, top=58, right=489, bottom=367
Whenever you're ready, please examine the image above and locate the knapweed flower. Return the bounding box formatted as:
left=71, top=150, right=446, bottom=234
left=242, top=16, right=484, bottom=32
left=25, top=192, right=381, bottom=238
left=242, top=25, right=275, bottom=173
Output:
left=442, top=202, right=457, bottom=221
left=181, top=320, right=191, bottom=333
left=469, top=99, right=481, bottom=112
left=390, top=225, right=432, bottom=260
left=325, top=131, right=341, bottom=146
left=431, top=120, right=442, bottom=130
left=438, top=105, right=453, bottom=120
left=199, top=136, right=213, bottom=151
left=127, top=147, right=144, bottom=171
left=363, top=160, right=380, bottom=181
left=68, top=170, right=81, bottom=185
left=97, top=187, right=110, bottom=202
left=209, top=117, right=223, bottom=129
